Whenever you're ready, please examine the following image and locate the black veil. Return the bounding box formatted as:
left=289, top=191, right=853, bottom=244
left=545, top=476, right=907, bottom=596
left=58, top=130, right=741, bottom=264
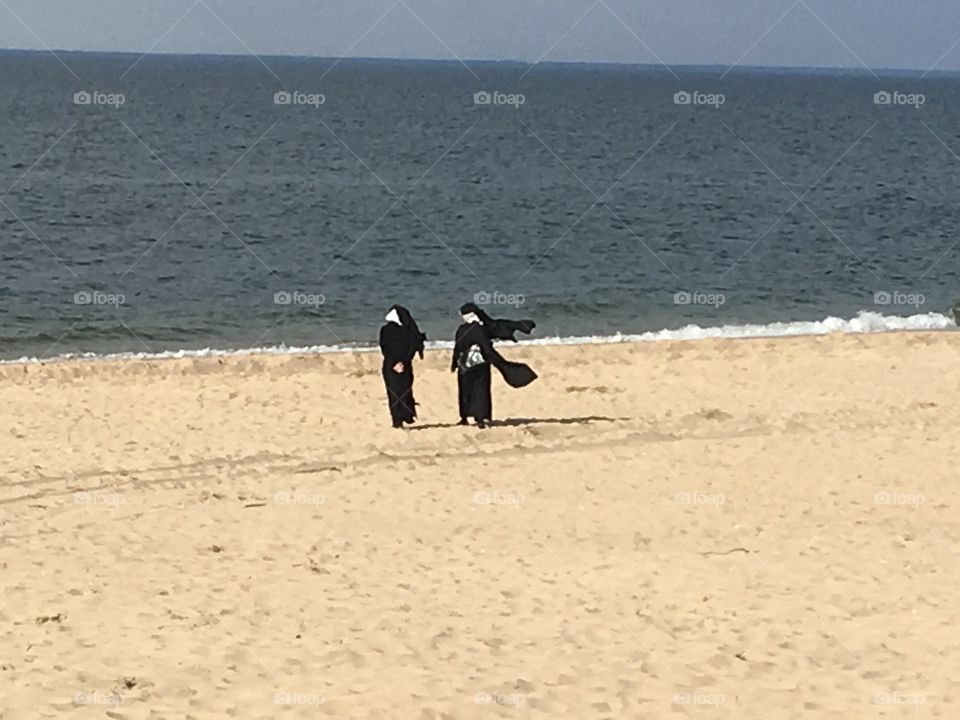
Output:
left=459, top=303, right=536, bottom=343
left=391, top=304, right=427, bottom=359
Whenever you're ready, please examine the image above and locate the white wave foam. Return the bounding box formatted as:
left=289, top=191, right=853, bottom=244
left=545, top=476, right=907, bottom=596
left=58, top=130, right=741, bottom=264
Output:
left=524, top=310, right=955, bottom=345
left=3, top=311, right=953, bottom=366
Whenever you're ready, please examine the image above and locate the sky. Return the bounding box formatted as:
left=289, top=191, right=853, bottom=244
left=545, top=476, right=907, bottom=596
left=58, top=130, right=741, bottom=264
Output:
left=1, top=0, right=960, bottom=72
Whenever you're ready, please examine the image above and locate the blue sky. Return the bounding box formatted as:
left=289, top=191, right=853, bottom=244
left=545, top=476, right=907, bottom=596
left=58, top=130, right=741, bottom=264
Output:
left=2, top=0, right=960, bottom=72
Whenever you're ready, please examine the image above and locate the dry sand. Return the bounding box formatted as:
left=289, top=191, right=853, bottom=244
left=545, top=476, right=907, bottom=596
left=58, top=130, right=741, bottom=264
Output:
left=2, top=331, right=959, bottom=718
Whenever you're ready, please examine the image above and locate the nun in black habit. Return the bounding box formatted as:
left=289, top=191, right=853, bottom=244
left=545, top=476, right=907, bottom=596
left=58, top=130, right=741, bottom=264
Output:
left=451, top=303, right=538, bottom=428
left=379, top=305, right=427, bottom=428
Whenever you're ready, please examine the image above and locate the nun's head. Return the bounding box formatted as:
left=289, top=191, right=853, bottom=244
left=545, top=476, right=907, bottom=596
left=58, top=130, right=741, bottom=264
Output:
left=386, top=304, right=418, bottom=327
left=459, top=302, right=482, bottom=324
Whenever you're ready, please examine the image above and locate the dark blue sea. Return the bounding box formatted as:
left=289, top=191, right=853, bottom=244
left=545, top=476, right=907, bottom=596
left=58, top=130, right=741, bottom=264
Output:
left=1, top=50, right=958, bottom=360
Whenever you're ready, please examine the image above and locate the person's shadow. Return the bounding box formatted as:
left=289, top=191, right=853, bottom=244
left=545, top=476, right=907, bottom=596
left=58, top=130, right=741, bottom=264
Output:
left=407, top=416, right=624, bottom=431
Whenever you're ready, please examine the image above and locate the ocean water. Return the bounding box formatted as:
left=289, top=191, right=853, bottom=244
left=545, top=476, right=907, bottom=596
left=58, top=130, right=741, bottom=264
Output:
left=1, top=51, right=959, bottom=361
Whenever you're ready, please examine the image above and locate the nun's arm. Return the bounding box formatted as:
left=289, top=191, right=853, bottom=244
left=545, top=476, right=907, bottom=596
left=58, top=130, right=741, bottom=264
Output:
left=477, top=332, right=504, bottom=364
left=450, top=326, right=465, bottom=371
left=380, top=326, right=403, bottom=364
left=450, top=343, right=460, bottom=372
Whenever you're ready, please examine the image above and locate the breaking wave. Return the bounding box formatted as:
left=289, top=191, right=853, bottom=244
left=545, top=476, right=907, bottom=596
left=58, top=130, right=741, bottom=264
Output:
left=3, top=311, right=953, bottom=366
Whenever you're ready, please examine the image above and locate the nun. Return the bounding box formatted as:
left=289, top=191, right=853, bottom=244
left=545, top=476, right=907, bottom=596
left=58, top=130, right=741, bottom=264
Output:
left=451, top=303, right=538, bottom=428
left=379, top=305, right=427, bottom=428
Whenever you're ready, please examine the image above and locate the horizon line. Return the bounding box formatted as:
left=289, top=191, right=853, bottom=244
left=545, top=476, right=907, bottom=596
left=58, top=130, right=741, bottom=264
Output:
left=0, top=46, right=958, bottom=76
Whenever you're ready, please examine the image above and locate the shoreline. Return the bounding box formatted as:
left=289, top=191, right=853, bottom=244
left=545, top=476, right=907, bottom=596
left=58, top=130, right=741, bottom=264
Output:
left=2, top=310, right=954, bottom=369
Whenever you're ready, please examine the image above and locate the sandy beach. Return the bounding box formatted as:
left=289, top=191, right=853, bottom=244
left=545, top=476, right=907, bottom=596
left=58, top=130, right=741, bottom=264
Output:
left=2, top=330, right=959, bottom=718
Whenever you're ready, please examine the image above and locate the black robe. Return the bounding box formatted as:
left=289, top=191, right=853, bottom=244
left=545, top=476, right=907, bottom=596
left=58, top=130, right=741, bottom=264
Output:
left=452, top=322, right=493, bottom=422
left=379, top=322, right=422, bottom=425
left=451, top=322, right=538, bottom=422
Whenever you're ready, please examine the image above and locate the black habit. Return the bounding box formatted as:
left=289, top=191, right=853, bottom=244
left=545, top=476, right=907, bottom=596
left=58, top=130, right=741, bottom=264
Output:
left=451, top=314, right=538, bottom=425
left=379, top=306, right=426, bottom=427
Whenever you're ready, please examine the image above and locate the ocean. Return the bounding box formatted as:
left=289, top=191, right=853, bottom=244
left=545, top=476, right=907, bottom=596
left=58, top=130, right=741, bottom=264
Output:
left=1, top=50, right=958, bottom=362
